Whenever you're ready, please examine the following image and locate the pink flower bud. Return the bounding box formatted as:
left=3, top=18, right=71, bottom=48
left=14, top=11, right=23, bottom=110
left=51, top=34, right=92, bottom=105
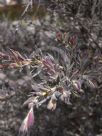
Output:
left=19, top=107, right=34, bottom=134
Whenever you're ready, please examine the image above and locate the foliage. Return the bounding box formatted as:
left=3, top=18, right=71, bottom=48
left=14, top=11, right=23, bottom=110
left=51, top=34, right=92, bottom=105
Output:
left=0, top=37, right=100, bottom=135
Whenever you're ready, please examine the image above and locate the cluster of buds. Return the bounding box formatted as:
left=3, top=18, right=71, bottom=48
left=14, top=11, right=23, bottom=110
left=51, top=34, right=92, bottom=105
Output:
left=56, top=31, right=77, bottom=46
left=31, top=53, right=63, bottom=83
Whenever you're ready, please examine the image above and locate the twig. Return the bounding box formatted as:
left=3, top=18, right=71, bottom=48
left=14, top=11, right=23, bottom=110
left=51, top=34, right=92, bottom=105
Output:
left=21, top=0, right=33, bottom=17
left=21, top=0, right=41, bottom=18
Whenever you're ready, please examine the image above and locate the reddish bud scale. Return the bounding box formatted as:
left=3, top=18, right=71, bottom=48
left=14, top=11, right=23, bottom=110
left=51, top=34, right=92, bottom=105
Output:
left=0, top=64, right=10, bottom=69
left=56, top=32, right=63, bottom=41
left=68, top=35, right=77, bottom=46
left=42, top=59, right=55, bottom=74
left=0, top=52, right=8, bottom=59
left=9, top=63, right=20, bottom=68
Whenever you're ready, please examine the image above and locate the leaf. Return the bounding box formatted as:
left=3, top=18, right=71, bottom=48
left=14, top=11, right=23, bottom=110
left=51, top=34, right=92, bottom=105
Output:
left=87, top=79, right=97, bottom=89
left=9, top=48, right=25, bottom=62
left=72, top=80, right=81, bottom=90
left=23, top=96, right=38, bottom=107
